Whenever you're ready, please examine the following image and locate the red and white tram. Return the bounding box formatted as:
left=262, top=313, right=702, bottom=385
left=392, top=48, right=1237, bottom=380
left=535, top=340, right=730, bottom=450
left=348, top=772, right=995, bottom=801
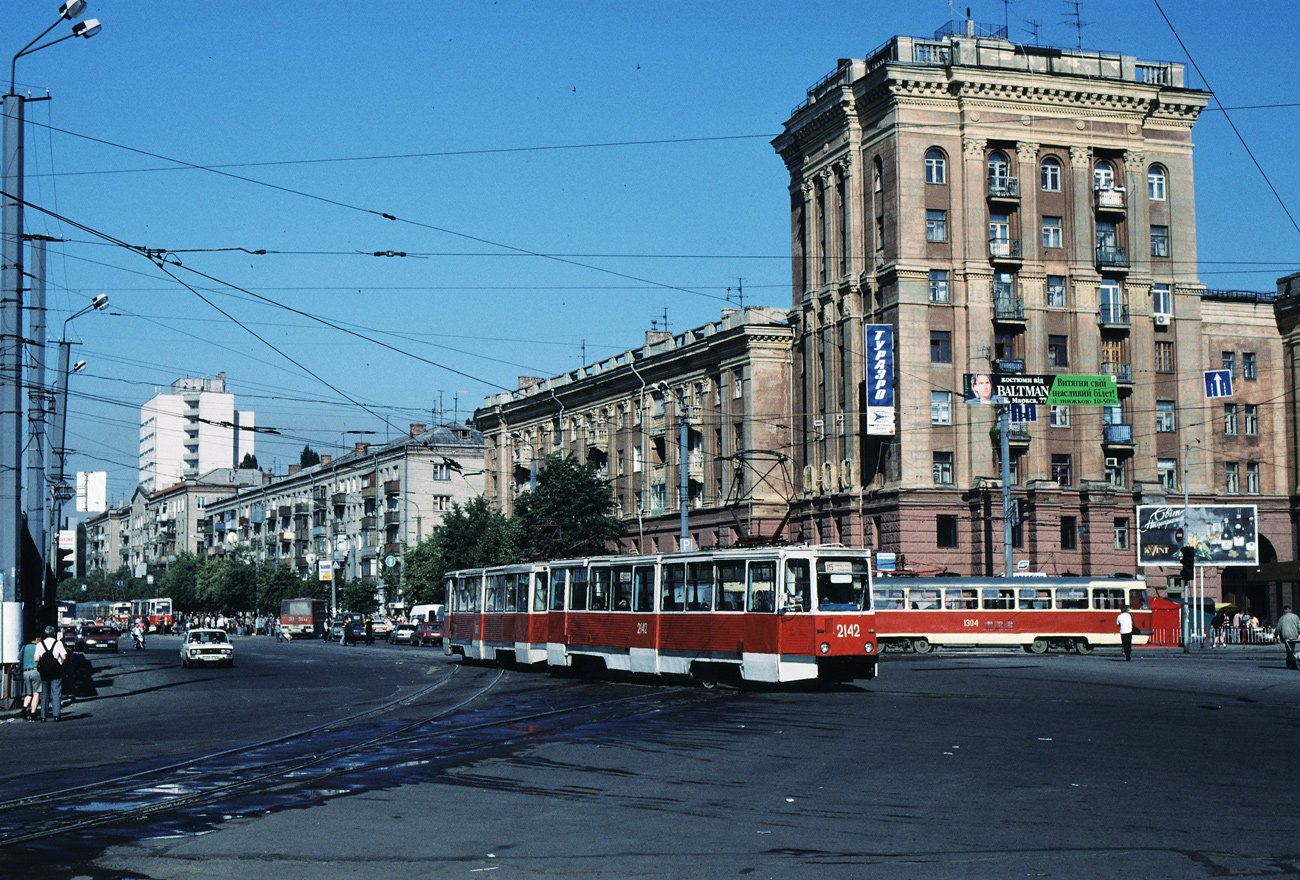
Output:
left=871, top=576, right=1152, bottom=654
left=447, top=546, right=879, bottom=685
left=130, top=597, right=174, bottom=633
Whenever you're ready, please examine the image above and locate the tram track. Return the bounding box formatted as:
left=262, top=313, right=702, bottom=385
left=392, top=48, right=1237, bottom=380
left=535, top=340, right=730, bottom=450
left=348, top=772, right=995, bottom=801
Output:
left=0, top=666, right=715, bottom=849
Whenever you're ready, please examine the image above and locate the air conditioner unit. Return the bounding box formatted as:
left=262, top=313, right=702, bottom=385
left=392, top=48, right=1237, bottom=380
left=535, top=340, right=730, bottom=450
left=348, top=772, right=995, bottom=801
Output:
left=813, top=417, right=825, bottom=428
left=1104, top=456, right=1119, bottom=468
left=834, top=414, right=845, bottom=425
left=1154, top=313, right=1171, bottom=326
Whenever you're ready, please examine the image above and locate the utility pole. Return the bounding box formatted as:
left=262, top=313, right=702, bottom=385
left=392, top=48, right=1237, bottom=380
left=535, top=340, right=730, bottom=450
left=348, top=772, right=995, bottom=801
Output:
left=678, top=392, right=690, bottom=551
left=25, top=237, right=49, bottom=611
left=998, top=402, right=1013, bottom=577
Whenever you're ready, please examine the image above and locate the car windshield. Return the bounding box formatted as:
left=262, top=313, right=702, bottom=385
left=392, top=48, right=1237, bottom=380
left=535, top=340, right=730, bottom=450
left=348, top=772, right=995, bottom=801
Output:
left=188, top=631, right=228, bottom=644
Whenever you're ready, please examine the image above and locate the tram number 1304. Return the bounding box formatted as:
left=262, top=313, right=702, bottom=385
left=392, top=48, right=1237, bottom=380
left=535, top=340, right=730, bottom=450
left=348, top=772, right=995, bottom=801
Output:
left=835, top=623, right=861, bottom=638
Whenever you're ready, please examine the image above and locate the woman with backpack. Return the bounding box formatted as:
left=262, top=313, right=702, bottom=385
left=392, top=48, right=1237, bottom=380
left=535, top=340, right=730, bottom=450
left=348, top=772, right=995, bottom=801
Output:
left=33, top=626, right=68, bottom=722
left=20, top=634, right=40, bottom=720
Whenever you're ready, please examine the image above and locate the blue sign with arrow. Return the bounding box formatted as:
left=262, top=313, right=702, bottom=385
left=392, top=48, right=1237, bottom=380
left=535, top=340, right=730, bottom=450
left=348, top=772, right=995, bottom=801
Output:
left=1203, top=370, right=1233, bottom=399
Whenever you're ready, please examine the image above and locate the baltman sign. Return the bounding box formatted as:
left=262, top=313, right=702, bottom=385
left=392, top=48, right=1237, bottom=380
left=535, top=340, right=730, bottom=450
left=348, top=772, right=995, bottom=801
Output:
left=962, top=373, right=1118, bottom=406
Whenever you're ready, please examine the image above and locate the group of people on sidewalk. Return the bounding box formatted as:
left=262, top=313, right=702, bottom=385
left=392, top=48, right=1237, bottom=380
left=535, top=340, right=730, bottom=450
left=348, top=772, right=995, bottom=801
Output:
left=18, top=626, right=68, bottom=722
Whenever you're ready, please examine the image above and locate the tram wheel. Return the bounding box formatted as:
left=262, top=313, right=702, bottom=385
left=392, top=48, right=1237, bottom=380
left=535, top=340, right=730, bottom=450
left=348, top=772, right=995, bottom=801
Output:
left=1075, top=640, right=1093, bottom=654
left=1029, top=638, right=1049, bottom=654
left=911, top=638, right=932, bottom=654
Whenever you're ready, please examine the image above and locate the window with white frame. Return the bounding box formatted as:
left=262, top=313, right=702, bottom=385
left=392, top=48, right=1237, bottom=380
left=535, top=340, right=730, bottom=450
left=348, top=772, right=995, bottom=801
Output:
left=932, top=451, right=954, bottom=484
left=1152, top=283, right=1172, bottom=317
left=1225, top=462, right=1240, bottom=494
left=1221, top=351, right=1235, bottom=375
left=1224, top=403, right=1238, bottom=435
left=1114, top=517, right=1130, bottom=550
left=1040, top=157, right=1061, bottom=192
left=1046, top=275, right=1066, bottom=308
left=1243, top=351, right=1258, bottom=380
left=732, top=368, right=743, bottom=398
left=432, top=463, right=452, bottom=481
left=1246, top=462, right=1260, bottom=495
left=987, top=151, right=1011, bottom=190
left=1051, top=454, right=1072, bottom=487
left=1244, top=404, right=1258, bottom=436
left=926, top=209, right=947, bottom=242
left=1049, top=405, right=1070, bottom=427
left=1148, top=165, right=1166, bottom=200
left=928, top=269, right=950, bottom=303
left=1157, top=458, right=1178, bottom=490
left=925, top=149, right=946, bottom=184
left=1042, top=216, right=1062, bottom=249
left=1151, top=225, right=1170, bottom=257
left=1094, top=161, right=1116, bottom=190
left=931, top=391, right=952, bottom=425
left=1156, top=400, right=1176, bottom=433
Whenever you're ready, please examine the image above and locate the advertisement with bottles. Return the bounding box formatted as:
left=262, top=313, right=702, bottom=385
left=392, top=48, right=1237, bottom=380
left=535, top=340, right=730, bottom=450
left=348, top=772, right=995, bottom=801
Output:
left=1136, top=504, right=1258, bottom=567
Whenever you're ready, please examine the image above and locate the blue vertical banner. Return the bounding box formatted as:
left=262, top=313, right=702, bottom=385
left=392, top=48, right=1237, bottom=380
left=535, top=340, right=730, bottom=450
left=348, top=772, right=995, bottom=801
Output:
left=864, top=323, right=896, bottom=436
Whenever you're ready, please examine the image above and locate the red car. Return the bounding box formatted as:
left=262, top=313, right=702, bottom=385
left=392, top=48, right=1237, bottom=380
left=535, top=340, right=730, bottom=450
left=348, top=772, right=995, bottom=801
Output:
left=82, top=625, right=120, bottom=653
left=413, top=620, right=443, bottom=647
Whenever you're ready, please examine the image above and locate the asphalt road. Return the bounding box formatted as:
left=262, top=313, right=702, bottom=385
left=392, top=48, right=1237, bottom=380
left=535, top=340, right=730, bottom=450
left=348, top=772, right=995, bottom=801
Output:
left=5, top=636, right=1298, bottom=880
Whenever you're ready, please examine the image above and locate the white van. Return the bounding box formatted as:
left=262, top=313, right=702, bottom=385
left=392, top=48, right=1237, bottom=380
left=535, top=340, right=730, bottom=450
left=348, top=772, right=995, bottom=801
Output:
left=407, top=603, right=444, bottom=624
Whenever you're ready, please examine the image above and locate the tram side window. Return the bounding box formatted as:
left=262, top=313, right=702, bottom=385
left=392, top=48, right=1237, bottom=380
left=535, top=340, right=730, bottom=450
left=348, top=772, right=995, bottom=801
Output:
left=747, top=561, right=777, bottom=612
left=488, top=575, right=507, bottom=612
left=1019, top=589, right=1051, bottom=610
left=504, top=574, right=519, bottom=612
left=817, top=559, right=868, bottom=610
left=515, top=573, right=530, bottom=612
left=1056, top=586, right=1088, bottom=609
left=549, top=571, right=567, bottom=611
left=718, top=561, right=745, bottom=611
left=872, top=588, right=905, bottom=610
left=633, top=565, right=656, bottom=612
left=590, top=568, right=610, bottom=610
left=910, top=588, right=940, bottom=610
left=686, top=562, right=714, bottom=611
left=571, top=568, right=590, bottom=611
left=943, top=588, right=979, bottom=610
left=1127, top=589, right=1149, bottom=610
left=783, top=560, right=810, bottom=611
left=1092, top=588, right=1125, bottom=610
left=532, top=573, right=548, bottom=612
left=662, top=563, right=686, bottom=612
left=983, top=589, right=1015, bottom=610
left=612, top=566, right=634, bottom=611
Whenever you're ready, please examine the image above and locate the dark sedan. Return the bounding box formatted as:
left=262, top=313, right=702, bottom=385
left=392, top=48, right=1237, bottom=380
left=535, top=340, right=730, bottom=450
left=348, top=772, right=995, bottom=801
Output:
left=81, top=626, right=120, bottom=652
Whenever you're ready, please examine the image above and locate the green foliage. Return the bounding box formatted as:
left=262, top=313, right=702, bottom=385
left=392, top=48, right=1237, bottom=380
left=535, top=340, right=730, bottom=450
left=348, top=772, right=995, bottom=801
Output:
left=160, top=553, right=203, bottom=610
left=339, top=578, right=379, bottom=615
left=514, top=454, right=623, bottom=559
left=300, top=445, right=321, bottom=468
left=239, top=452, right=259, bottom=469
left=255, top=564, right=304, bottom=612
left=402, top=496, right=520, bottom=607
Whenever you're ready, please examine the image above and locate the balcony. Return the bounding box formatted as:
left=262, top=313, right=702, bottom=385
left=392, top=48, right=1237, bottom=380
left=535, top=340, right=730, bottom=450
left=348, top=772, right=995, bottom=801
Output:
left=294, top=502, right=312, bottom=515
left=384, top=511, right=401, bottom=526
left=1098, top=302, right=1131, bottom=329
left=1006, top=424, right=1032, bottom=447
left=987, top=176, right=1020, bottom=202
left=587, top=427, right=609, bottom=450
left=1101, top=361, right=1133, bottom=386
left=1095, top=246, right=1129, bottom=271
left=1093, top=186, right=1126, bottom=213
left=278, top=505, right=292, bottom=517
left=384, top=479, right=401, bottom=495
left=383, top=542, right=402, bottom=556
left=995, top=357, right=1025, bottom=374
left=311, top=525, right=326, bottom=538
left=361, top=515, right=377, bottom=531
left=331, top=492, right=347, bottom=506
left=1102, top=423, right=1135, bottom=447
left=988, top=238, right=1022, bottom=265
left=992, top=295, right=1026, bottom=324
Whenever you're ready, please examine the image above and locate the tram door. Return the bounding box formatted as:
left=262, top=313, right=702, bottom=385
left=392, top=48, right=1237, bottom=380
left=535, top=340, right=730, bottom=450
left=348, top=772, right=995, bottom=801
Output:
left=776, top=558, right=814, bottom=650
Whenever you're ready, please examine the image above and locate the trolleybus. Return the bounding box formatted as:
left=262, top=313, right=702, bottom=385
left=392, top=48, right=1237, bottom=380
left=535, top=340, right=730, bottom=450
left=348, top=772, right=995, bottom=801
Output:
left=870, top=575, right=1152, bottom=654
left=447, top=545, right=878, bottom=686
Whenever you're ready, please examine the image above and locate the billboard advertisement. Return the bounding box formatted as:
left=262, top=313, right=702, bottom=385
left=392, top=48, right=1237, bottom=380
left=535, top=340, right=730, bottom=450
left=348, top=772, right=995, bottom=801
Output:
left=963, top=373, right=1118, bottom=406
left=864, top=324, right=895, bottom=435
left=1136, top=504, right=1258, bottom=567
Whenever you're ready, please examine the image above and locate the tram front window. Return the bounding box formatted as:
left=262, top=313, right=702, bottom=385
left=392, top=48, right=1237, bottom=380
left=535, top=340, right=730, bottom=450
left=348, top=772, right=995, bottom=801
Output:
left=815, top=559, right=869, bottom=611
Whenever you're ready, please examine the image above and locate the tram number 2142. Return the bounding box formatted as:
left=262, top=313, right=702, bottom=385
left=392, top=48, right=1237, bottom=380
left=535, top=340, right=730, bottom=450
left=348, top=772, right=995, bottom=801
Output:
left=835, top=623, right=861, bottom=638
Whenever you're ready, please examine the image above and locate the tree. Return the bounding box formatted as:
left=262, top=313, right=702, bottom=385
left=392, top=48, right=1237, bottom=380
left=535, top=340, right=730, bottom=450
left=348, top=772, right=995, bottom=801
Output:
left=339, top=578, right=379, bottom=615
left=514, top=454, right=623, bottom=560
left=239, top=452, right=259, bottom=470
left=160, top=553, right=203, bottom=612
left=255, top=563, right=303, bottom=614
left=300, top=446, right=321, bottom=468
left=402, top=496, right=520, bottom=607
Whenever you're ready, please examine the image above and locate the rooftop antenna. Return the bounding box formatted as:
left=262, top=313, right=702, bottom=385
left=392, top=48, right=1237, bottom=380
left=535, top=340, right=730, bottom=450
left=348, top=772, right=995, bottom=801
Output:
left=1024, top=17, right=1042, bottom=46
left=1063, top=0, right=1086, bottom=50
left=650, top=306, right=670, bottom=335
left=726, top=277, right=746, bottom=309
left=1001, top=0, right=1013, bottom=36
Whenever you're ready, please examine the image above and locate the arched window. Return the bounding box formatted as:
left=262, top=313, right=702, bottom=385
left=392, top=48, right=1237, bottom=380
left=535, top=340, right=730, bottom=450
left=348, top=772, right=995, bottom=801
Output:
left=1040, top=156, right=1061, bottom=192
left=924, top=148, right=945, bottom=185
left=1094, top=160, right=1116, bottom=190
left=987, top=151, right=1010, bottom=185
left=1147, top=165, right=1167, bottom=201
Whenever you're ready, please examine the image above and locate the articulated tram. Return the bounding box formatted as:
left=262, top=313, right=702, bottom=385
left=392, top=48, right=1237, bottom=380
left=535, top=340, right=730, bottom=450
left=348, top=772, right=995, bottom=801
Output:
left=870, top=576, right=1152, bottom=654
left=446, top=546, right=878, bottom=685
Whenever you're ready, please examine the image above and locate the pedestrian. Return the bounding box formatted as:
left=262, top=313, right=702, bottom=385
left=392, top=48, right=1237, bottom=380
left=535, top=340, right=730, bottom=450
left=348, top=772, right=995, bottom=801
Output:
left=1277, top=605, right=1300, bottom=670
left=1116, top=603, right=1134, bottom=661
left=33, top=625, right=69, bottom=721
left=20, top=634, right=41, bottom=720
left=1210, top=609, right=1227, bottom=648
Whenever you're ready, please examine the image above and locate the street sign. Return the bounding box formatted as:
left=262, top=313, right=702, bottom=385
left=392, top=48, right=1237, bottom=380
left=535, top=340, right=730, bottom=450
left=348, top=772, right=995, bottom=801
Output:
left=1203, top=369, right=1233, bottom=399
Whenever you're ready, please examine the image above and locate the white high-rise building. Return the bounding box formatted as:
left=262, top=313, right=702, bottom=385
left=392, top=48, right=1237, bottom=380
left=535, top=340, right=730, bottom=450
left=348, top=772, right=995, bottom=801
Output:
left=139, top=373, right=255, bottom=492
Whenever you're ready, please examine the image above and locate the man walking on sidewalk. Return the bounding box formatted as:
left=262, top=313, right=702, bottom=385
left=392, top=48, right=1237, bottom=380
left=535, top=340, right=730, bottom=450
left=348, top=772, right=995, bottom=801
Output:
left=1278, top=606, right=1299, bottom=670
left=33, top=626, right=69, bottom=721
left=1116, top=603, right=1134, bottom=661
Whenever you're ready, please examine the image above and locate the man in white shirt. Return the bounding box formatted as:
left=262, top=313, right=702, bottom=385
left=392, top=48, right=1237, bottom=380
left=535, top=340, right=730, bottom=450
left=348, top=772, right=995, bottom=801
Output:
left=1116, top=604, right=1134, bottom=661
left=33, top=625, right=69, bottom=721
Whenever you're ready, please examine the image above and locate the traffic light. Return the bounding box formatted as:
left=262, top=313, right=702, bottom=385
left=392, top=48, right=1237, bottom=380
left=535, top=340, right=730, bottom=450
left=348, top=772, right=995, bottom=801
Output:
left=55, top=544, right=75, bottom=582
left=1180, top=545, right=1195, bottom=581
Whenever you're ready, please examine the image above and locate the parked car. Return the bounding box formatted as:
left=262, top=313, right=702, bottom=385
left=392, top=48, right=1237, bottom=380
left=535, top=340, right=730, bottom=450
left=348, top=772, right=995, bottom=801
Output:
left=413, top=619, right=443, bottom=647
left=61, top=625, right=85, bottom=652
left=390, top=623, right=418, bottom=645
left=328, top=617, right=346, bottom=641
left=81, top=625, right=120, bottom=653
left=180, top=628, right=235, bottom=668
left=369, top=616, right=394, bottom=642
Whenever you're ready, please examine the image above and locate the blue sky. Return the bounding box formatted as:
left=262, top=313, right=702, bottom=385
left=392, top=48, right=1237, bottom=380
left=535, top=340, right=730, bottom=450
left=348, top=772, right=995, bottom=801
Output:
left=3, top=0, right=1297, bottom=506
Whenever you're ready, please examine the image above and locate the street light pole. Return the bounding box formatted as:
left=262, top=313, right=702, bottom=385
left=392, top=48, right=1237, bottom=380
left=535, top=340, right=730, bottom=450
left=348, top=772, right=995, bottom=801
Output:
left=1, top=0, right=102, bottom=663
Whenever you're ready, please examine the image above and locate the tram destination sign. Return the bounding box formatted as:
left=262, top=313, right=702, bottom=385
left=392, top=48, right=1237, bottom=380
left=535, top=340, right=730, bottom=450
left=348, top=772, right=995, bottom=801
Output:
left=1136, top=504, right=1259, bottom=567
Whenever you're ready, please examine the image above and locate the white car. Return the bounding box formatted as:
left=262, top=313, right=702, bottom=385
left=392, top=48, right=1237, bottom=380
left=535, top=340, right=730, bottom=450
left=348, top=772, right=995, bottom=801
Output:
left=180, top=628, right=235, bottom=668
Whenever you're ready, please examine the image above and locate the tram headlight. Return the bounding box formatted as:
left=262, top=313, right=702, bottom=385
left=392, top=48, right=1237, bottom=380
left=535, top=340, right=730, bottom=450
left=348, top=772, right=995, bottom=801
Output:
left=863, top=642, right=874, bottom=653
left=819, top=642, right=830, bottom=655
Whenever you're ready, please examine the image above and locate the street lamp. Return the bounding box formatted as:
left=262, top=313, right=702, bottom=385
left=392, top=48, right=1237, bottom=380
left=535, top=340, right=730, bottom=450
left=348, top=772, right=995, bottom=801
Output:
left=2, top=1, right=103, bottom=660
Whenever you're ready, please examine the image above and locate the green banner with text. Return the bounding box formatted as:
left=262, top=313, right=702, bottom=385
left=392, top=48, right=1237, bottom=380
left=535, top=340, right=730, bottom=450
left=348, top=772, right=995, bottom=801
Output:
left=1044, top=374, right=1119, bottom=406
